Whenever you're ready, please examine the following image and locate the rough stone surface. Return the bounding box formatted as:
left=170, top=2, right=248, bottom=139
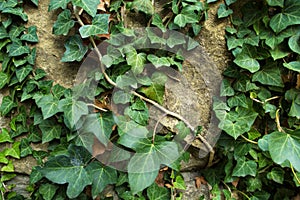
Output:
left=24, top=0, right=79, bottom=88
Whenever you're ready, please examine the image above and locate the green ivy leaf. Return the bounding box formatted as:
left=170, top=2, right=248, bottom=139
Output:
left=126, top=51, right=146, bottom=75
left=2, top=7, right=28, bottom=21
left=288, top=34, right=300, bottom=54
left=131, top=0, right=154, bottom=15
left=38, top=145, right=92, bottom=199
left=116, top=72, right=138, bottom=90
left=16, top=65, right=33, bottom=82
left=252, top=66, right=284, bottom=87
left=39, top=119, right=62, bottom=143
left=53, top=10, right=75, bottom=36
left=266, top=0, right=284, bottom=7
left=20, top=26, right=38, bottom=42
left=0, top=96, right=17, bottom=116
left=27, top=47, right=37, bottom=65
left=174, top=12, right=199, bottom=27
left=147, top=54, right=170, bottom=68
left=220, top=79, right=235, bottom=97
left=79, top=14, right=110, bottom=38
left=227, top=94, right=248, bottom=108
left=283, top=61, right=300, bottom=72
left=0, top=25, right=8, bottom=39
left=234, top=54, right=260, bottom=73
left=232, top=157, right=257, bottom=177
left=146, top=28, right=166, bottom=45
left=20, top=138, right=33, bottom=157
left=86, top=162, right=117, bottom=199
left=1, top=160, right=14, bottom=172
left=48, top=0, right=70, bottom=11
left=9, top=25, right=25, bottom=40
left=61, top=35, right=88, bottom=62
left=267, top=167, right=285, bottom=184
left=39, top=183, right=59, bottom=200
left=225, top=0, right=237, bottom=6
left=36, top=94, right=60, bottom=120
left=270, top=0, right=300, bottom=33
left=138, top=84, right=165, bottom=105
left=0, top=72, right=8, bottom=89
left=246, top=177, right=262, bottom=192
left=8, top=42, right=30, bottom=57
left=128, top=141, right=179, bottom=193
left=72, top=0, right=100, bottom=17
left=219, top=107, right=258, bottom=139
left=126, top=100, right=149, bottom=126
left=152, top=14, right=166, bottom=32
left=80, top=113, right=115, bottom=146
left=269, top=44, right=290, bottom=60
left=4, top=142, right=20, bottom=159
left=166, top=32, right=186, bottom=48
left=147, top=183, right=170, bottom=200
left=0, top=128, right=13, bottom=143
left=218, top=3, right=233, bottom=18
left=268, top=130, right=300, bottom=171
left=58, top=98, right=88, bottom=129
left=113, top=90, right=132, bottom=104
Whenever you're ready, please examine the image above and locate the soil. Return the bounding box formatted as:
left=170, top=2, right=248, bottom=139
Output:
left=2, top=0, right=231, bottom=199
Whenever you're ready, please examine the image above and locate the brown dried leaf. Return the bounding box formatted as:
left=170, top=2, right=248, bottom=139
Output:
left=155, top=171, right=165, bottom=187
left=231, top=178, right=239, bottom=188
left=195, top=176, right=207, bottom=189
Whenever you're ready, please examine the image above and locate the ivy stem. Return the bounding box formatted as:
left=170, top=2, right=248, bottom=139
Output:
left=275, top=109, right=285, bottom=133
left=74, top=8, right=214, bottom=154
left=291, top=163, right=300, bottom=185
left=152, top=113, right=167, bottom=144
left=86, top=103, right=107, bottom=112
left=240, top=135, right=258, bottom=145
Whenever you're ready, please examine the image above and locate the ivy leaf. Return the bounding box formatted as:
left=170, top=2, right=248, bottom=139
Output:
left=36, top=95, right=60, bottom=120
left=20, top=26, right=38, bottom=42
left=146, top=28, right=166, bottom=45
left=16, top=65, right=33, bottom=82
left=86, top=162, right=117, bottom=199
left=0, top=72, right=8, bottom=89
left=112, top=90, right=132, bottom=104
left=48, top=0, right=70, bottom=11
left=232, top=157, right=257, bottom=177
left=138, top=84, right=165, bottom=105
left=269, top=44, right=290, bottom=60
left=266, top=0, right=284, bottom=7
left=30, top=0, right=38, bottom=6
left=20, top=138, right=32, bottom=157
left=38, top=145, right=92, bottom=199
left=252, top=66, right=284, bottom=87
left=0, top=128, right=13, bottom=143
left=288, top=34, right=300, bottom=54
left=72, top=0, right=100, bottom=17
left=218, top=3, right=233, bottom=18
left=219, top=107, right=258, bottom=139
left=0, top=25, right=8, bottom=39
left=128, top=141, right=179, bottom=193
left=61, top=35, right=88, bottom=62
left=79, top=14, right=110, bottom=38
left=39, top=183, right=59, bottom=200
left=4, top=142, right=20, bottom=159
left=2, top=7, right=28, bottom=21
left=58, top=98, right=88, bottom=129
left=270, top=0, right=300, bottom=33
left=116, top=72, right=138, bottom=89
left=220, top=79, right=235, bottom=97
left=131, top=0, right=154, bottom=15
left=8, top=42, right=30, bottom=56
left=234, top=54, right=260, bottom=73
left=267, top=167, right=285, bottom=184
left=268, top=130, right=300, bottom=172
left=53, top=10, right=75, bottom=36
left=152, top=14, right=166, bottom=32
left=126, top=51, right=146, bottom=75
left=147, top=55, right=170, bottom=68
left=166, top=32, right=186, bottom=48
left=39, top=119, right=62, bottom=143
left=283, top=61, right=300, bottom=72
left=80, top=113, right=115, bottom=146
left=174, top=12, right=199, bottom=27
left=0, top=96, right=17, bottom=116
left=147, top=183, right=170, bottom=200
